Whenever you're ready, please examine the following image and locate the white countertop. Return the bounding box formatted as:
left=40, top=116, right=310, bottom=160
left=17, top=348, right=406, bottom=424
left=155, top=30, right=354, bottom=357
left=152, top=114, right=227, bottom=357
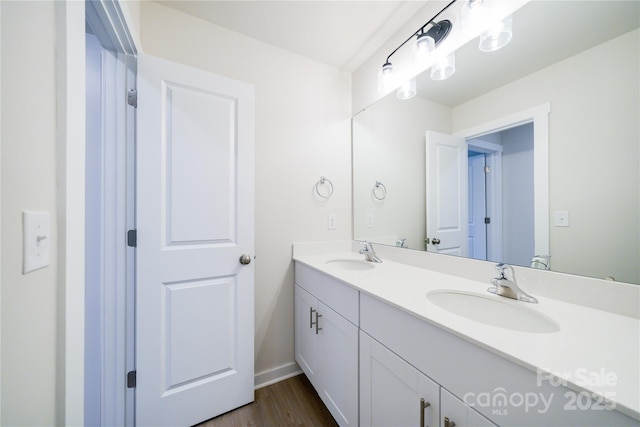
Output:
left=293, top=248, right=640, bottom=421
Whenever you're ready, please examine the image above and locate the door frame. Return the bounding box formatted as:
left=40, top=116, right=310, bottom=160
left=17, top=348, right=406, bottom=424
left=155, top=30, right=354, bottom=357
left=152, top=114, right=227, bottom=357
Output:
left=57, top=0, right=137, bottom=424
left=85, top=2, right=137, bottom=426
left=455, top=103, right=551, bottom=259
left=467, top=140, right=503, bottom=263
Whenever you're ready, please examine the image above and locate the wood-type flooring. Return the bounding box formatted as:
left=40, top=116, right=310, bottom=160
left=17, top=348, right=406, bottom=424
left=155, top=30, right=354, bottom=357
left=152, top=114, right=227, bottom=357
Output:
left=194, top=374, right=339, bottom=427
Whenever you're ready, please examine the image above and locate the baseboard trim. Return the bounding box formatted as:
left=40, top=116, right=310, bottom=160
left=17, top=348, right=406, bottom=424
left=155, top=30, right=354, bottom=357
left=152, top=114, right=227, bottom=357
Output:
left=254, top=362, right=302, bottom=390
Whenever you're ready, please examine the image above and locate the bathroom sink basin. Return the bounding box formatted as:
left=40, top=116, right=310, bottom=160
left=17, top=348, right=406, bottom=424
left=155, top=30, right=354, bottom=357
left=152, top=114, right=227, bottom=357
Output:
left=325, top=259, right=375, bottom=271
left=426, top=290, right=560, bottom=333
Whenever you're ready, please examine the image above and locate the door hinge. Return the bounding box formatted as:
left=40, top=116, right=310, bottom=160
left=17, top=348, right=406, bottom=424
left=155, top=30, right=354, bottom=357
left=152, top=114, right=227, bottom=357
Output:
left=484, top=165, right=491, bottom=173
left=127, top=89, right=137, bottom=108
left=484, top=217, right=491, bottom=224
left=127, top=370, right=136, bottom=388
left=127, top=229, right=137, bottom=247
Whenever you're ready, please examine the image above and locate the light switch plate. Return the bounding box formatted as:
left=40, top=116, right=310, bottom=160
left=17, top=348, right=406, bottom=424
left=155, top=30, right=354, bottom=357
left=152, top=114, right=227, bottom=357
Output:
left=23, top=211, right=50, bottom=274
left=554, top=211, right=570, bottom=227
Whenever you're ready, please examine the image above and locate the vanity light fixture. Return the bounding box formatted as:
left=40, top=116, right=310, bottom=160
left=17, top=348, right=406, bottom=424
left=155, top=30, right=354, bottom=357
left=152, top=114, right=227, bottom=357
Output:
left=462, top=0, right=513, bottom=52
left=396, top=78, right=417, bottom=100
left=431, top=51, right=456, bottom=81
left=378, top=0, right=457, bottom=95
left=479, top=14, right=513, bottom=52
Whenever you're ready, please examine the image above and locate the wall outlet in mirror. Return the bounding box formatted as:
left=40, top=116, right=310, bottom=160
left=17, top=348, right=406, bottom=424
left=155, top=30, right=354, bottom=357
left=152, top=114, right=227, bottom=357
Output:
left=366, top=214, right=374, bottom=228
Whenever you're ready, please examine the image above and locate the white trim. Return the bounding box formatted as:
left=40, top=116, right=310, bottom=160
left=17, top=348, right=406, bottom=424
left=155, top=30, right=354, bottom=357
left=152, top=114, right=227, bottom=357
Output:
left=467, top=140, right=503, bottom=263
left=254, top=362, right=303, bottom=390
left=0, top=2, right=3, bottom=419
left=56, top=1, right=86, bottom=425
left=85, top=2, right=137, bottom=425
left=455, top=103, right=551, bottom=260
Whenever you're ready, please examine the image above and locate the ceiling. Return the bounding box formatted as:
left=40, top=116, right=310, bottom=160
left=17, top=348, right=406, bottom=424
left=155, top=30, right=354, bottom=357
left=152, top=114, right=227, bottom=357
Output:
left=156, top=0, right=428, bottom=71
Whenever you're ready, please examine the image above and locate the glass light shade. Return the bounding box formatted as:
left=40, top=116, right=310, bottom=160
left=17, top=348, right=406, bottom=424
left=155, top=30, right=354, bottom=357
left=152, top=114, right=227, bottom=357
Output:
left=413, top=34, right=435, bottom=66
left=396, top=78, right=417, bottom=100
left=378, top=62, right=394, bottom=94
left=461, top=0, right=486, bottom=32
left=479, top=15, right=513, bottom=52
left=431, top=52, right=455, bottom=81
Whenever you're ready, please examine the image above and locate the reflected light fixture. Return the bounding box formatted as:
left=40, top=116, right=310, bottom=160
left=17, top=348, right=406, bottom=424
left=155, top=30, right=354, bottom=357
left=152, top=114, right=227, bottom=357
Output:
left=479, top=14, right=513, bottom=52
left=379, top=0, right=456, bottom=95
left=431, top=52, right=456, bottom=81
left=396, top=78, right=417, bottom=100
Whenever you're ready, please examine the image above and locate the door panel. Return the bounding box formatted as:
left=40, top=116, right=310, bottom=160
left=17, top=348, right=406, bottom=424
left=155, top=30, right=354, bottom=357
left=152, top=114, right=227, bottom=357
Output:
left=295, top=285, right=319, bottom=386
left=318, top=302, right=358, bottom=426
left=360, top=331, right=440, bottom=427
left=136, top=53, right=254, bottom=427
left=426, top=131, right=468, bottom=257
left=165, top=82, right=235, bottom=244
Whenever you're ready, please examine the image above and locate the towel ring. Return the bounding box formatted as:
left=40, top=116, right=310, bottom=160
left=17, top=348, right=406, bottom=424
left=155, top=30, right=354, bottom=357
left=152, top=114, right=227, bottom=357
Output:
left=315, top=176, right=334, bottom=199
left=372, top=181, right=387, bottom=200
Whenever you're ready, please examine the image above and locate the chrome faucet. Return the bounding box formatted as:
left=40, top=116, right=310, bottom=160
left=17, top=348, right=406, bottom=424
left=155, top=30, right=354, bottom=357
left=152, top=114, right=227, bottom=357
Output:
left=488, top=263, right=538, bottom=303
left=360, top=241, right=382, bottom=263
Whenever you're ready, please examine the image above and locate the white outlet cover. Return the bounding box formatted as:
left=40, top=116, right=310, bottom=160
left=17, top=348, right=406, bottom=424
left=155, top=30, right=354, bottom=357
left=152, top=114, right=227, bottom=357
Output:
left=23, top=211, right=51, bottom=274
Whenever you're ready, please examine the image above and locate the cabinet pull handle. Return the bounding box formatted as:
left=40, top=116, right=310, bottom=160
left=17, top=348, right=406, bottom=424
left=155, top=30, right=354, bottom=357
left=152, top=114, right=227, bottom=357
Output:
left=444, top=416, right=455, bottom=427
left=310, top=307, right=316, bottom=329
left=315, top=311, right=322, bottom=334
left=420, top=398, right=431, bottom=427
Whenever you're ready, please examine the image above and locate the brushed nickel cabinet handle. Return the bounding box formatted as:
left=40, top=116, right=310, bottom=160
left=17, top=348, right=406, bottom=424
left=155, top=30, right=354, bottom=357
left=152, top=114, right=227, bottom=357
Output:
left=315, top=311, right=322, bottom=334
left=310, top=307, right=316, bottom=329
left=420, top=398, right=431, bottom=427
left=444, top=416, right=455, bottom=427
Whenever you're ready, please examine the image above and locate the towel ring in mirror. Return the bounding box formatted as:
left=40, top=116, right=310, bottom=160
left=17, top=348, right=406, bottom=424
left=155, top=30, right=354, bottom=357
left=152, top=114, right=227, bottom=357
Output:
left=315, top=176, right=334, bottom=199
left=373, top=181, right=387, bottom=200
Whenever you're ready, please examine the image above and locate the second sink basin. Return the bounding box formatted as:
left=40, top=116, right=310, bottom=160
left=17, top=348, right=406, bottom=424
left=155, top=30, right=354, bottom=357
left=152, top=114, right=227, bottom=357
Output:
left=325, top=259, right=375, bottom=271
left=426, top=290, right=560, bottom=334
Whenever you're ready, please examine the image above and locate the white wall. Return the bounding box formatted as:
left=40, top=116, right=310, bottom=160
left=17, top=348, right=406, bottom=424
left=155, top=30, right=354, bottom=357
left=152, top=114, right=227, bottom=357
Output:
left=1, top=1, right=58, bottom=424
left=353, top=94, right=451, bottom=249
left=139, top=2, right=352, bottom=381
left=452, top=29, right=639, bottom=283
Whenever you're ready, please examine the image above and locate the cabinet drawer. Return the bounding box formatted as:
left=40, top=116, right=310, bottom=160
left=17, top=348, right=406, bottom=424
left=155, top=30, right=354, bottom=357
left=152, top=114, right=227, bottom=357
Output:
left=295, top=262, right=359, bottom=325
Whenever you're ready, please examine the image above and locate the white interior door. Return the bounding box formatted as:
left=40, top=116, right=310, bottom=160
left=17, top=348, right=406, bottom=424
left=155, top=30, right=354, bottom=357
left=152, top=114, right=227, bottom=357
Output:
left=425, top=131, right=468, bottom=256
left=136, top=53, right=255, bottom=427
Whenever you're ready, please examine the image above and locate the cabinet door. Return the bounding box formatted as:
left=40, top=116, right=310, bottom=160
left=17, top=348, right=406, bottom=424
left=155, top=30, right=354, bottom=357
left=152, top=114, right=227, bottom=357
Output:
left=441, top=388, right=497, bottom=427
left=360, top=331, right=439, bottom=427
left=318, top=301, right=359, bottom=427
left=295, top=285, right=319, bottom=387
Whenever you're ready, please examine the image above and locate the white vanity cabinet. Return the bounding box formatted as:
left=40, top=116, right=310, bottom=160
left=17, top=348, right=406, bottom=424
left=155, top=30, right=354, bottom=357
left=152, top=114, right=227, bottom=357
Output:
left=294, top=264, right=359, bottom=427
left=360, top=292, right=638, bottom=427
left=360, top=331, right=440, bottom=427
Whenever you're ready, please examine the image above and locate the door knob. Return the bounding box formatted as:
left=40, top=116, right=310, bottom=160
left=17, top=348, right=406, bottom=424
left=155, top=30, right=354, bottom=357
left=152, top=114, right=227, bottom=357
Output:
left=239, top=254, right=252, bottom=265
left=431, top=238, right=441, bottom=245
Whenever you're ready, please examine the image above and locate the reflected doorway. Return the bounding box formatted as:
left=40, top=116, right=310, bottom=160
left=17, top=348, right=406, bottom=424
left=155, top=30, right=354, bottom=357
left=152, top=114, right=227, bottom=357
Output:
left=467, top=122, right=534, bottom=266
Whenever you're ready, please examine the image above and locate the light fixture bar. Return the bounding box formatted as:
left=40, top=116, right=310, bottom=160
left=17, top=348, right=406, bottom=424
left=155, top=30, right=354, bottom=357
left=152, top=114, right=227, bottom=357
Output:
left=383, top=0, right=457, bottom=65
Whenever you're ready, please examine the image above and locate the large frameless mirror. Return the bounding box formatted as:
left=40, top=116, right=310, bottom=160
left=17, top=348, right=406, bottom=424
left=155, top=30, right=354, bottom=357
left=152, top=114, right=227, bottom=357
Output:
left=352, top=0, right=640, bottom=284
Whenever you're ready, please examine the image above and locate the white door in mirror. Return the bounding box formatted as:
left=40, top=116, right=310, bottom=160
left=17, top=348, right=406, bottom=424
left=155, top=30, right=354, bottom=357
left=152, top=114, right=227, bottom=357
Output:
left=22, top=211, right=50, bottom=274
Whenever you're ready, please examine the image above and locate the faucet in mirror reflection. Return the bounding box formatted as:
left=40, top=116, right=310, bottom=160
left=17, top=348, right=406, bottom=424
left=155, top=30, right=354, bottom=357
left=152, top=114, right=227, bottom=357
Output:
left=530, top=255, right=551, bottom=270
